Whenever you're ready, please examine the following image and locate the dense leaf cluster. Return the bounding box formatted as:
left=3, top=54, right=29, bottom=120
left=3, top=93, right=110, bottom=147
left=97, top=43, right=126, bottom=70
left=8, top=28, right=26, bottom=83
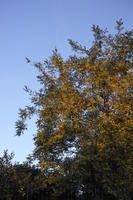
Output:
left=0, top=151, right=47, bottom=199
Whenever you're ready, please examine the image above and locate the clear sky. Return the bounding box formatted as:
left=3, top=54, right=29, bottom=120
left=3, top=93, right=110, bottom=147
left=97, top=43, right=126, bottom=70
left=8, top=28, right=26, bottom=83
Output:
left=0, top=0, right=133, bottom=163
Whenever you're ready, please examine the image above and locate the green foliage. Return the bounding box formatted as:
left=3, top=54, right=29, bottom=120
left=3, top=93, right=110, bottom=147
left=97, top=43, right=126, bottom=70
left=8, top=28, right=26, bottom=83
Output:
left=0, top=150, right=14, bottom=200
left=16, top=20, right=133, bottom=199
left=0, top=151, right=48, bottom=200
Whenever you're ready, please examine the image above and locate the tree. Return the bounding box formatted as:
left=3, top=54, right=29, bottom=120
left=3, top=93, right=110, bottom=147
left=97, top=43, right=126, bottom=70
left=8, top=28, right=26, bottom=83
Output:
left=16, top=20, right=133, bottom=199
left=0, top=151, right=49, bottom=200
left=0, top=150, right=15, bottom=200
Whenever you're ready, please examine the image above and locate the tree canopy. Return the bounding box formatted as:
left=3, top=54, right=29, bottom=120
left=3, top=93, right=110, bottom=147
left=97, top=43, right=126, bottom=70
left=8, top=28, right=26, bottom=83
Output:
left=16, top=20, right=133, bottom=200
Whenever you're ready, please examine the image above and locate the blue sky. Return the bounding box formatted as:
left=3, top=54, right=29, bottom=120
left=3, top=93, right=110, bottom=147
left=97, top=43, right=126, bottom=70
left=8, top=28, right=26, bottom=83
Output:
left=0, top=0, right=133, bottom=163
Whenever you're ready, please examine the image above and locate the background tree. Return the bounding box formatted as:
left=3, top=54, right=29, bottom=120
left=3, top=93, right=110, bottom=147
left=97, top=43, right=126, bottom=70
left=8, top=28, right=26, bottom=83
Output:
left=16, top=20, right=133, bottom=200
left=0, top=150, right=15, bottom=200
left=0, top=151, right=50, bottom=200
